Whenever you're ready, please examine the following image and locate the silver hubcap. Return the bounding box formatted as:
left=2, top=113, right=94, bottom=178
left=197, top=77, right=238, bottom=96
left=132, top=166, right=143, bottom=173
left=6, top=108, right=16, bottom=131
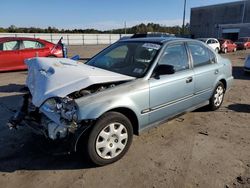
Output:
left=95, top=123, right=128, bottom=159
left=214, top=85, right=224, bottom=107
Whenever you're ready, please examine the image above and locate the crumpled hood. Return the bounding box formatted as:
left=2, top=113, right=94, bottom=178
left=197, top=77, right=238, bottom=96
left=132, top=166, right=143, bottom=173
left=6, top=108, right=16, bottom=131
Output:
left=25, top=57, right=134, bottom=107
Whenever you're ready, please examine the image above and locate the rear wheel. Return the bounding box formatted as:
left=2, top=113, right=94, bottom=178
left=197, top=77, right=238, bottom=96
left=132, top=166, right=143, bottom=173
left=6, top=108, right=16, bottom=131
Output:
left=87, top=112, right=133, bottom=166
left=208, top=82, right=225, bottom=111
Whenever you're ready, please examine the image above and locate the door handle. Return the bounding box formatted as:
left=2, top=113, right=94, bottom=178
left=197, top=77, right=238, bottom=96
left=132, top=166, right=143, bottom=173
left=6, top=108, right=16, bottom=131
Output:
left=214, top=69, right=219, bottom=74
left=186, top=77, right=193, bottom=83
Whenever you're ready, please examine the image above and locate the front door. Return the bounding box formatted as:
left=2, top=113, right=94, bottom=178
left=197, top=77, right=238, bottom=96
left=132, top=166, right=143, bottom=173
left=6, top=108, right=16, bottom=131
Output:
left=148, top=42, right=194, bottom=124
left=0, top=40, right=23, bottom=70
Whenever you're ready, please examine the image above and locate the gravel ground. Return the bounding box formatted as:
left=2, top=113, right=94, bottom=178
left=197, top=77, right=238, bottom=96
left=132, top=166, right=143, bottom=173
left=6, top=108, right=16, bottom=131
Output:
left=0, top=45, right=249, bottom=188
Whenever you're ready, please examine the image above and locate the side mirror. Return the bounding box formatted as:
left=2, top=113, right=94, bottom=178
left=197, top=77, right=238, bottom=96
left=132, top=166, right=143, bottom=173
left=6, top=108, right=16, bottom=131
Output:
left=154, top=64, right=175, bottom=78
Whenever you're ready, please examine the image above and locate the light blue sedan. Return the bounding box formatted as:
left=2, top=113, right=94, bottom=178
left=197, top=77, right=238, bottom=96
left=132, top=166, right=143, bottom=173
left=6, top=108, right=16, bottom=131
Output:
left=9, top=37, right=233, bottom=166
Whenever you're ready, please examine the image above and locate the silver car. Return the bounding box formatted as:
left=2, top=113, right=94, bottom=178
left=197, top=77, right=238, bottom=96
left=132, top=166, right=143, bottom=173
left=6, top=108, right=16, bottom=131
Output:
left=244, top=55, right=250, bottom=73
left=9, top=38, right=233, bottom=165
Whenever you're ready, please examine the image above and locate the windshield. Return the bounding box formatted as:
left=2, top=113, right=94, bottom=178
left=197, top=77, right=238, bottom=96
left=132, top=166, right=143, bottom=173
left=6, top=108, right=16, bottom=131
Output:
left=86, top=41, right=162, bottom=78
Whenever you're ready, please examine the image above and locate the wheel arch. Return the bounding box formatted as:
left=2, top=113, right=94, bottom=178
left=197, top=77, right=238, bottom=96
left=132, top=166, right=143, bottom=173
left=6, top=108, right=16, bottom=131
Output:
left=107, top=107, right=139, bottom=135
left=219, top=78, right=227, bottom=90
left=73, top=107, right=139, bottom=152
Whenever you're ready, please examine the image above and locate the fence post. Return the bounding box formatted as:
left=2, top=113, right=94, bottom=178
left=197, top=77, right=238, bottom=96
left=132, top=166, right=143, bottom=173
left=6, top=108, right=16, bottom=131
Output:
left=34, top=33, right=36, bottom=38
left=96, top=34, right=99, bottom=45
left=82, top=34, right=85, bottom=45
left=67, top=35, right=69, bottom=45
left=50, top=33, right=53, bottom=42
left=109, top=34, right=111, bottom=44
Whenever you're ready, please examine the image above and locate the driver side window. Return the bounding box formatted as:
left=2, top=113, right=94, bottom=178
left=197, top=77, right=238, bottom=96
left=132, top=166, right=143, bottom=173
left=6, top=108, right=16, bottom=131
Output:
left=94, top=45, right=128, bottom=69
left=105, top=45, right=128, bottom=59
left=158, top=43, right=189, bottom=72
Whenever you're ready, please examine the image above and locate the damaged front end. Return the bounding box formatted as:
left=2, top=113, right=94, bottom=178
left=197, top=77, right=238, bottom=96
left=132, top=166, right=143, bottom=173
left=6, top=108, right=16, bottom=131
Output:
left=8, top=57, right=134, bottom=154
left=8, top=91, right=93, bottom=153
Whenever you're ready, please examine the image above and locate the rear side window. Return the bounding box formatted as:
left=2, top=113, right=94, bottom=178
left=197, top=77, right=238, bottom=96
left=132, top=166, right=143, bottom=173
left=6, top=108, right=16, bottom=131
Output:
left=22, top=40, right=44, bottom=49
left=207, top=39, right=212, bottom=44
left=159, top=43, right=189, bottom=72
left=2, top=41, right=19, bottom=51
left=208, top=48, right=217, bottom=64
left=188, top=43, right=211, bottom=67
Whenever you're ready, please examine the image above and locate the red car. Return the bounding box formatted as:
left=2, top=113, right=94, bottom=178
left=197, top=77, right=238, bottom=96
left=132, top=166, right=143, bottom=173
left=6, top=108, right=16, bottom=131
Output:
left=235, top=37, right=250, bottom=50
left=0, top=37, right=63, bottom=72
left=218, top=39, right=237, bottom=53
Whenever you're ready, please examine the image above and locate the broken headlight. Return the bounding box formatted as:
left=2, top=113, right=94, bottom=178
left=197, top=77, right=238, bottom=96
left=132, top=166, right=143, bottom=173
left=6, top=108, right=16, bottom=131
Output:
left=42, top=98, right=58, bottom=113
left=42, top=97, right=78, bottom=122
left=60, top=97, right=78, bottom=122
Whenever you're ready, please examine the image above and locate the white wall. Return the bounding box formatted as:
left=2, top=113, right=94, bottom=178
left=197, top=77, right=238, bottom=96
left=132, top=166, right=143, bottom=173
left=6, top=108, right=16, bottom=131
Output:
left=0, top=33, right=132, bottom=45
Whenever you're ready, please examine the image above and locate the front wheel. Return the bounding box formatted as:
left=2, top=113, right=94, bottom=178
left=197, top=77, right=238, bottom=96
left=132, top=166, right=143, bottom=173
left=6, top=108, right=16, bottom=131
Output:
left=87, top=112, right=133, bottom=166
left=208, top=82, right=225, bottom=110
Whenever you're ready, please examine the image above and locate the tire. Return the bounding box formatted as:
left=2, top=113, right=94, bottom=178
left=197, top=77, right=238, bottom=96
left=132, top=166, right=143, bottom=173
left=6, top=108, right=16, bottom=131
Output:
left=87, top=111, right=133, bottom=166
left=208, top=82, right=225, bottom=111
left=224, top=48, right=228, bottom=54
left=215, top=48, right=219, bottom=53
left=233, top=48, right=237, bottom=52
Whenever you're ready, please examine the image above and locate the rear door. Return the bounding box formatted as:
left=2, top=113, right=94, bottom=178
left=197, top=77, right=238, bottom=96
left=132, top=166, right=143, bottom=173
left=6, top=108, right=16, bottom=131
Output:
left=148, top=42, right=194, bottom=124
left=0, top=40, right=24, bottom=70
left=187, top=42, right=220, bottom=105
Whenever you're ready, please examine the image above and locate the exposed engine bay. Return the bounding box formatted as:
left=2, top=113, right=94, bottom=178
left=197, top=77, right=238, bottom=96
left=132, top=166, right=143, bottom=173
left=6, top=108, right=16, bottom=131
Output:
left=8, top=82, right=121, bottom=142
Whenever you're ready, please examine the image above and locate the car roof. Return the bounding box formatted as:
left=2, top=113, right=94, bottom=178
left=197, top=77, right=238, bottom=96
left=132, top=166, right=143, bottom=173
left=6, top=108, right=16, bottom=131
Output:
left=119, top=37, right=196, bottom=44
left=0, top=37, right=44, bottom=42
left=198, top=37, right=218, bottom=40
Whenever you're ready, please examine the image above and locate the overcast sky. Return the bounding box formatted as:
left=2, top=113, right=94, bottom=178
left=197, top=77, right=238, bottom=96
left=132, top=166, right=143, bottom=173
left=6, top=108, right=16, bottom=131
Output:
left=1, top=0, right=239, bottom=30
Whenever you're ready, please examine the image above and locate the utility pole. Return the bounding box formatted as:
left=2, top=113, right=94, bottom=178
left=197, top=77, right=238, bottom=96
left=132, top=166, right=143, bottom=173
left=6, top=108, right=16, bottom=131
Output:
left=182, top=0, right=187, bottom=36
left=124, top=21, right=127, bottom=34
left=242, top=0, right=246, bottom=23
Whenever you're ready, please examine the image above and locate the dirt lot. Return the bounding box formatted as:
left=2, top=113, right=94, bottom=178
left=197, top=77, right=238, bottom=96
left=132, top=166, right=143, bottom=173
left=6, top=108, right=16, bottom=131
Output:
left=0, top=45, right=250, bottom=188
